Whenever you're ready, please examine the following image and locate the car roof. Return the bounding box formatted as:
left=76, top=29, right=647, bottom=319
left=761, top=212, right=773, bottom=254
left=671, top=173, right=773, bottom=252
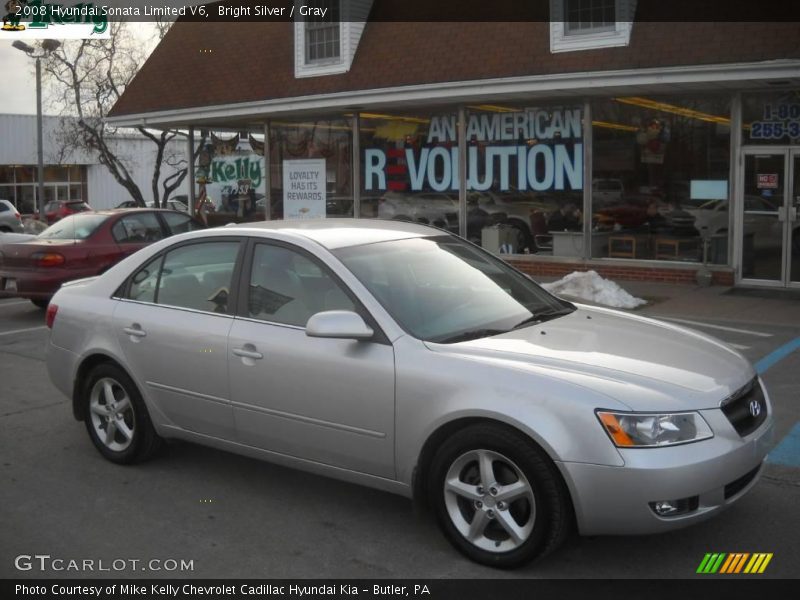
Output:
left=226, top=218, right=444, bottom=249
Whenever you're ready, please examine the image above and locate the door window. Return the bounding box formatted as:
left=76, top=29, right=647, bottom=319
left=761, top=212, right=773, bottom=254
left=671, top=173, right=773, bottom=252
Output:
left=161, top=211, right=204, bottom=235
left=128, top=256, right=163, bottom=303
left=247, top=244, right=355, bottom=326
left=124, top=241, right=240, bottom=314
left=113, top=212, right=165, bottom=244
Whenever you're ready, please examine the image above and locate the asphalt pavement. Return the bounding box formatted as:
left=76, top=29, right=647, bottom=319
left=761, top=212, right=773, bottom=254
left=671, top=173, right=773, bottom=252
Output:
left=1, top=287, right=798, bottom=579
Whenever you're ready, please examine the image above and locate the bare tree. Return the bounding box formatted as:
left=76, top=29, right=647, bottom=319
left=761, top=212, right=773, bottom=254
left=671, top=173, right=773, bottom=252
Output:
left=39, top=21, right=187, bottom=207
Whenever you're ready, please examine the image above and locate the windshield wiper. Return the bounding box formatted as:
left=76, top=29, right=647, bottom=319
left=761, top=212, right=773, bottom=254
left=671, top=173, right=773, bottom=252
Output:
left=434, top=328, right=509, bottom=344
left=512, top=307, right=574, bottom=330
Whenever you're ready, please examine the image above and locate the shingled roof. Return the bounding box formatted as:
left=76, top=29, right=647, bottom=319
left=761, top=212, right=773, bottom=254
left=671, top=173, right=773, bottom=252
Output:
left=110, top=15, right=800, bottom=119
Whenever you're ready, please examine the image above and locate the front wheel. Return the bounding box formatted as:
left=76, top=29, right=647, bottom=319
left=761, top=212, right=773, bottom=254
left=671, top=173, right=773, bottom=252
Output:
left=428, top=424, right=572, bottom=568
left=82, top=363, right=162, bottom=464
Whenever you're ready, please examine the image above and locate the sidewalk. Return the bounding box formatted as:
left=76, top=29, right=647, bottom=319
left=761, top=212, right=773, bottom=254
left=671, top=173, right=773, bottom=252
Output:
left=535, top=275, right=800, bottom=327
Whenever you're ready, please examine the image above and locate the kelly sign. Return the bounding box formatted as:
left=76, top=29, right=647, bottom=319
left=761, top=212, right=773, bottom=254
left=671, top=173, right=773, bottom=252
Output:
left=364, top=108, right=583, bottom=193
left=283, top=159, right=326, bottom=219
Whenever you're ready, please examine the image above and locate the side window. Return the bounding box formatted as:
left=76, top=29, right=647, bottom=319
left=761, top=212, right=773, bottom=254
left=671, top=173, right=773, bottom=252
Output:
left=248, top=244, right=355, bottom=327
left=127, top=255, right=163, bottom=303
left=112, top=213, right=164, bottom=244
left=157, top=241, right=240, bottom=313
left=162, top=212, right=203, bottom=235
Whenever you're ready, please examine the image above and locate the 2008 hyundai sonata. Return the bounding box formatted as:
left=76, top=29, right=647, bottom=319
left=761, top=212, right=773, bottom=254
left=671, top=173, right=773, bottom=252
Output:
left=45, top=219, right=774, bottom=568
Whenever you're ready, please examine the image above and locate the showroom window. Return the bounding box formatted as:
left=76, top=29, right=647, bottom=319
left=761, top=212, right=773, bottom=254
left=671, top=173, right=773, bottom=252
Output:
left=591, top=95, right=732, bottom=264
left=193, top=131, right=268, bottom=227
left=742, top=91, right=800, bottom=146
left=464, top=104, right=585, bottom=256
left=359, top=109, right=462, bottom=242
left=269, top=117, right=353, bottom=220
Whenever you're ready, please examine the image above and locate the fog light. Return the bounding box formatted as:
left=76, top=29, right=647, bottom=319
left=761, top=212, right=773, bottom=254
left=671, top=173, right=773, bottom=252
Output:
left=649, top=496, right=698, bottom=517
left=653, top=501, right=679, bottom=516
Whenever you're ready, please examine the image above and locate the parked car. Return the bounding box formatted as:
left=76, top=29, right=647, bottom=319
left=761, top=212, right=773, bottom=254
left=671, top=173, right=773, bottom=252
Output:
left=44, top=200, right=92, bottom=224
left=45, top=219, right=773, bottom=568
left=0, top=209, right=204, bottom=308
left=0, top=199, right=24, bottom=233
left=686, top=196, right=788, bottom=250
left=116, top=200, right=190, bottom=212
left=592, top=178, right=625, bottom=206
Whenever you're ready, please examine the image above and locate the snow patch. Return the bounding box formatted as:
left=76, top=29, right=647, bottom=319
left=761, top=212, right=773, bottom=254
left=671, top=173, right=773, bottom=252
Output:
left=542, top=270, right=646, bottom=309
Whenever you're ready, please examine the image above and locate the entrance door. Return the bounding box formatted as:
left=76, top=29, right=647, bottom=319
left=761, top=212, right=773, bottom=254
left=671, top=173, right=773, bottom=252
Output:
left=791, top=151, right=800, bottom=285
left=739, top=150, right=799, bottom=287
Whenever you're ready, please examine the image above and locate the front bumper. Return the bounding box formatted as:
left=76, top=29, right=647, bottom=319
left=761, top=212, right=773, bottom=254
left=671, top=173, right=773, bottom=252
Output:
left=560, top=407, right=775, bottom=536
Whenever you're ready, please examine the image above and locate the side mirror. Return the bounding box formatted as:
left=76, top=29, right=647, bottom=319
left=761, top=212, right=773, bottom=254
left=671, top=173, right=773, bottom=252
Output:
left=306, top=310, right=374, bottom=340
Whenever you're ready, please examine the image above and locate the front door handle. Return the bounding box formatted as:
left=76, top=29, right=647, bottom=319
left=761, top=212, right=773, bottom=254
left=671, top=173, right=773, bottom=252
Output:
left=233, top=347, right=263, bottom=360
left=123, top=325, right=146, bottom=338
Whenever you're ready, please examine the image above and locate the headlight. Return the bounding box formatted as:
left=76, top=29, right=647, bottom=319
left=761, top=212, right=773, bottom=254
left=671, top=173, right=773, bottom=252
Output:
left=596, top=411, right=713, bottom=448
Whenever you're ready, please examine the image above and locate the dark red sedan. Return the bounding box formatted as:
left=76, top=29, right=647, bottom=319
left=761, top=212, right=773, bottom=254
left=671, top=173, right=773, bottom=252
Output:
left=0, top=209, right=205, bottom=308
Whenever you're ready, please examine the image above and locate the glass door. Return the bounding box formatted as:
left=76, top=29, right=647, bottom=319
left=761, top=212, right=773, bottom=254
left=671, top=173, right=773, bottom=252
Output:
left=791, top=151, right=800, bottom=286
left=740, top=152, right=787, bottom=284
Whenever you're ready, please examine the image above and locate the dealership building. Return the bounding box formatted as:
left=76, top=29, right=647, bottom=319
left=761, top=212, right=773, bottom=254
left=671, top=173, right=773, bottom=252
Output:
left=108, top=1, right=800, bottom=287
left=0, top=114, right=189, bottom=215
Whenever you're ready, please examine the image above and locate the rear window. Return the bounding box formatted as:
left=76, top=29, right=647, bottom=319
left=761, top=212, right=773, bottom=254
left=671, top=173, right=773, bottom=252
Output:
left=37, top=214, right=107, bottom=240
left=66, top=202, right=91, bottom=212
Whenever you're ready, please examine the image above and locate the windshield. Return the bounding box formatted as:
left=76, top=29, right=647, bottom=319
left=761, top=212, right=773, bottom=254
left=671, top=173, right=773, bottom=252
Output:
left=334, top=236, right=573, bottom=343
left=37, top=214, right=107, bottom=240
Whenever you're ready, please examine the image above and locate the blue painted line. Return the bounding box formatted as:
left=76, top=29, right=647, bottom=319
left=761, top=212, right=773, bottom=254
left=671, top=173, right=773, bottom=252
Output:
left=767, top=422, right=800, bottom=467
left=754, top=337, right=800, bottom=374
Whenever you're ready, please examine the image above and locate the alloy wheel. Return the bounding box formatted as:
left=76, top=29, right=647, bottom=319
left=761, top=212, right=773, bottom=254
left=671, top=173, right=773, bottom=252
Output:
left=89, top=377, right=136, bottom=452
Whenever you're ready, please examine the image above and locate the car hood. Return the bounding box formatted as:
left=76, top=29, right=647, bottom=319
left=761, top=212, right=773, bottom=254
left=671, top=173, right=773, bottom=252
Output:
left=425, top=305, right=753, bottom=411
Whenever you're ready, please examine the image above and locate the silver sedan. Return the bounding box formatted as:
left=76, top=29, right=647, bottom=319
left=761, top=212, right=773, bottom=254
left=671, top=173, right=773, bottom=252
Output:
left=45, top=219, right=774, bottom=568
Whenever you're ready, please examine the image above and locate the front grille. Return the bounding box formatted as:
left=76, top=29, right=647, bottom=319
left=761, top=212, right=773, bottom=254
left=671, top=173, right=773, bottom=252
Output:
left=721, top=377, right=768, bottom=437
left=724, top=465, right=761, bottom=499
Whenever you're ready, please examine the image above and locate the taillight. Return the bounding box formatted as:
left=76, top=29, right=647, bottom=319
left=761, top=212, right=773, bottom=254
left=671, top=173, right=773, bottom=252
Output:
left=31, top=252, right=66, bottom=267
left=15, top=212, right=21, bottom=221
left=46, top=303, right=58, bottom=328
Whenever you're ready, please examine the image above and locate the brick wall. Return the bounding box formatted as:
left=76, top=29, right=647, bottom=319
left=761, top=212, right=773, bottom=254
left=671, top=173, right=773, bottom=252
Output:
left=504, top=258, right=735, bottom=286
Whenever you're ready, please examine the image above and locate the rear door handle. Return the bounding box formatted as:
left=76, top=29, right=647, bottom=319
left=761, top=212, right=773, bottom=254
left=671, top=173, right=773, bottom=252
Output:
left=233, top=347, right=263, bottom=360
left=123, top=325, right=146, bottom=338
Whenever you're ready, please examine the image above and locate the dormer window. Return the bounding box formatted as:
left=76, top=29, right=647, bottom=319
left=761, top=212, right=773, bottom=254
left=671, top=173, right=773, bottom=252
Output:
left=550, top=0, right=635, bottom=53
left=294, top=0, right=372, bottom=78
left=305, top=0, right=341, bottom=63
left=564, top=0, right=616, bottom=35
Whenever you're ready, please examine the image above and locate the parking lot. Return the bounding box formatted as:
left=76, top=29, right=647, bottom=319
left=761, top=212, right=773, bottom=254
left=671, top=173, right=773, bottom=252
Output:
left=1, top=296, right=798, bottom=579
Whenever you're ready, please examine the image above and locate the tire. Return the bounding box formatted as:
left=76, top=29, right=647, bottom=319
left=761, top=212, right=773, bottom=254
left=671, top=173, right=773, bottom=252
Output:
left=0, top=226, right=12, bottom=233
left=30, top=298, right=50, bottom=309
left=428, top=423, right=572, bottom=568
left=82, top=363, right=162, bottom=464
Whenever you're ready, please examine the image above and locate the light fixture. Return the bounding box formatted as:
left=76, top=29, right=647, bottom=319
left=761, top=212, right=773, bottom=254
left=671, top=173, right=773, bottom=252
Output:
left=614, top=96, right=730, bottom=125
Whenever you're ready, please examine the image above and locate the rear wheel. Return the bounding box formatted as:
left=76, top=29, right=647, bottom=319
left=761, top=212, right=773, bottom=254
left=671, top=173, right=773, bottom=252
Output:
left=428, top=424, right=572, bottom=568
left=82, top=363, right=162, bottom=464
left=30, top=298, right=49, bottom=309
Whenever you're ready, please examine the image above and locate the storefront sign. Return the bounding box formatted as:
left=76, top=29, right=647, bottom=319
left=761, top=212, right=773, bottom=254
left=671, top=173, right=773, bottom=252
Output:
left=750, top=103, right=800, bottom=140
left=283, top=159, right=326, bottom=219
left=364, top=108, right=583, bottom=193
left=757, top=173, right=779, bottom=189
left=205, top=152, right=265, bottom=217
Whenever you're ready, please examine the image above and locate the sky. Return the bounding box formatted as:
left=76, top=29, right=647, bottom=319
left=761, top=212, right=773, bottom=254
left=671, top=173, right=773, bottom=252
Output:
left=0, top=22, right=161, bottom=116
